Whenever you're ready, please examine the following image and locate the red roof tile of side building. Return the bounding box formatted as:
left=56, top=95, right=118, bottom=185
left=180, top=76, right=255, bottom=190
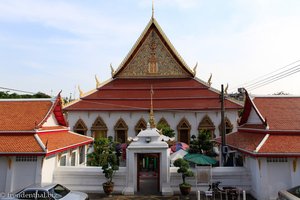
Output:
left=258, top=134, right=300, bottom=154
left=0, top=100, right=53, bottom=131
left=65, top=78, right=242, bottom=111
left=216, top=131, right=266, bottom=153
left=0, top=95, right=67, bottom=132
left=253, top=97, right=300, bottom=130
left=38, top=131, right=93, bottom=155
left=0, top=133, right=44, bottom=154
left=218, top=92, right=300, bottom=157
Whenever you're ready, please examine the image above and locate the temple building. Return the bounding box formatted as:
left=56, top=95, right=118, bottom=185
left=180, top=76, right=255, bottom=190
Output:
left=64, top=14, right=242, bottom=146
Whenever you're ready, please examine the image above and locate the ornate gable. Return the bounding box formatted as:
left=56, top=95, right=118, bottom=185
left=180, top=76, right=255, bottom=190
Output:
left=113, top=18, right=194, bottom=78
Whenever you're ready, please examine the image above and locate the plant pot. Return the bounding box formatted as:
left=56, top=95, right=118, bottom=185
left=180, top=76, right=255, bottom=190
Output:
left=179, top=184, right=191, bottom=196
left=103, top=182, right=114, bottom=196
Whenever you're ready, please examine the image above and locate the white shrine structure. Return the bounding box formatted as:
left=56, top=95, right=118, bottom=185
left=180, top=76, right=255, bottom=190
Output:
left=124, top=122, right=173, bottom=195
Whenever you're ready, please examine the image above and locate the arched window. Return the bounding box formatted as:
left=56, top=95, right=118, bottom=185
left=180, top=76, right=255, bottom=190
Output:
left=157, top=117, right=170, bottom=128
left=73, top=119, right=87, bottom=135
left=219, top=117, right=233, bottom=135
left=177, top=118, right=191, bottom=145
left=91, top=116, right=108, bottom=139
left=198, top=115, right=216, bottom=138
left=114, top=118, right=128, bottom=143
left=135, top=118, right=147, bottom=135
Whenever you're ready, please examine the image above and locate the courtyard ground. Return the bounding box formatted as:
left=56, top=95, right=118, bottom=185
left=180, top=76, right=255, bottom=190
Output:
left=88, top=192, right=257, bottom=200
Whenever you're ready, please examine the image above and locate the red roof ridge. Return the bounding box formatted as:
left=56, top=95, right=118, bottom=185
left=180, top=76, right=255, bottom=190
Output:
left=37, top=92, right=67, bottom=128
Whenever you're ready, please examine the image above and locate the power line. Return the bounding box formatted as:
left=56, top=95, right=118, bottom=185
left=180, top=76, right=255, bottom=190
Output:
left=247, top=66, right=300, bottom=91
left=0, top=86, right=35, bottom=94
left=229, top=59, right=300, bottom=92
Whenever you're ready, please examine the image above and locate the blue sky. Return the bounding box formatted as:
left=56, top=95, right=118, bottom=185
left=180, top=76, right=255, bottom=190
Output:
left=1, top=0, right=300, bottom=98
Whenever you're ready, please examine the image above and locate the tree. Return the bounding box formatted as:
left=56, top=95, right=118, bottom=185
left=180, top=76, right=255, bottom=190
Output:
left=156, top=123, right=175, bottom=138
left=173, top=158, right=194, bottom=187
left=0, top=91, right=50, bottom=98
left=87, top=137, right=119, bottom=185
left=189, top=129, right=213, bottom=155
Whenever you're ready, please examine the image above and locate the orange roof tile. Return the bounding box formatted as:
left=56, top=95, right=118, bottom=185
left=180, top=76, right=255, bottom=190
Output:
left=38, top=131, right=93, bottom=153
left=0, top=100, right=53, bottom=131
left=221, top=132, right=265, bottom=152
left=0, top=133, right=44, bottom=153
left=259, top=135, right=300, bottom=154
left=253, top=97, right=300, bottom=130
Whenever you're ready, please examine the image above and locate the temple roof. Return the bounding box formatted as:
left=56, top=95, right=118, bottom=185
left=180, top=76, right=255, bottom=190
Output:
left=65, top=78, right=242, bottom=111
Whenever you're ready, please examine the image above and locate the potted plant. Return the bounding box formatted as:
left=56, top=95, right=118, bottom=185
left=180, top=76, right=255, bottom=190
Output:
left=173, top=158, right=194, bottom=196
left=87, top=137, right=119, bottom=196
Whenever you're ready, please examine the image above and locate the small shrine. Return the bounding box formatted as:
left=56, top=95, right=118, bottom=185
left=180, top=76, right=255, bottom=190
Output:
left=123, top=123, right=173, bottom=195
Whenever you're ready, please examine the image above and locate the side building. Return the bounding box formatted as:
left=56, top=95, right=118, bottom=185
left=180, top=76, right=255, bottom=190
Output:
left=64, top=16, right=242, bottom=146
left=219, top=91, right=300, bottom=199
left=0, top=94, right=93, bottom=193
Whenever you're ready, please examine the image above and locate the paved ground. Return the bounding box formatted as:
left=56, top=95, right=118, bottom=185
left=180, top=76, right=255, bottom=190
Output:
left=88, top=193, right=256, bottom=200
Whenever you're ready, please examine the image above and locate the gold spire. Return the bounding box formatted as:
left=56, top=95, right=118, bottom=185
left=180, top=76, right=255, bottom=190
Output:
left=149, top=85, right=156, bottom=128
left=95, top=75, right=100, bottom=88
left=152, top=0, right=154, bottom=19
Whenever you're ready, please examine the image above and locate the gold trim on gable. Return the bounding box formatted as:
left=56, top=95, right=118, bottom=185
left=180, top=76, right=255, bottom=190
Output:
left=113, top=17, right=194, bottom=78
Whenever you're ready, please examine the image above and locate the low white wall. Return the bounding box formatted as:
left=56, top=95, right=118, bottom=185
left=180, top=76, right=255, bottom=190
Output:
left=53, top=166, right=251, bottom=194
left=170, top=167, right=252, bottom=194
left=53, top=166, right=127, bottom=193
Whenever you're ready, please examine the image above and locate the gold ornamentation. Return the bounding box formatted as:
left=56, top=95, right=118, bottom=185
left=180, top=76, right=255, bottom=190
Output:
left=225, top=83, right=229, bottom=94
left=110, top=63, right=115, bottom=77
left=78, top=85, right=84, bottom=98
left=118, top=30, right=190, bottom=78
left=193, top=62, right=198, bottom=76
left=208, top=73, right=212, bottom=86
left=95, top=75, right=100, bottom=88
left=149, top=86, right=156, bottom=128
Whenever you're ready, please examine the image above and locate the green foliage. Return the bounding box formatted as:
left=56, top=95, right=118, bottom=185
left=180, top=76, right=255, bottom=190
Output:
left=87, top=137, right=119, bottom=184
left=189, top=129, right=213, bottom=155
left=156, top=123, right=175, bottom=138
left=0, top=91, right=51, bottom=98
left=173, top=158, right=194, bottom=186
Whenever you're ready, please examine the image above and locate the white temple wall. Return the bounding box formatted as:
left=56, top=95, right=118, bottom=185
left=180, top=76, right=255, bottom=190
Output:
left=0, top=157, right=8, bottom=193
left=67, top=110, right=239, bottom=139
left=41, top=155, right=57, bottom=184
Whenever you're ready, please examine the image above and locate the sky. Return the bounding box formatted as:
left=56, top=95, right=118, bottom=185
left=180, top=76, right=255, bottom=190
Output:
left=0, top=0, right=300, bottom=98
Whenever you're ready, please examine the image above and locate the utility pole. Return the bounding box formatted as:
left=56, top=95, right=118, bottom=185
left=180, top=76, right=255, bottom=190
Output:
left=220, top=84, right=227, bottom=166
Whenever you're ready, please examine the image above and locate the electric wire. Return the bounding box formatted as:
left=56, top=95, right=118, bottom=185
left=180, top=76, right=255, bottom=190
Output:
left=0, top=86, right=35, bottom=94
left=229, top=59, right=300, bottom=92
left=246, top=66, right=300, bottom=91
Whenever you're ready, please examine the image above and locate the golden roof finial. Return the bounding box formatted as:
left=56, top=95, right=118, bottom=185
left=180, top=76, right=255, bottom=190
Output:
left=225, top=83, right=229, bottom=94
left=95, top=75, right=100, bottom=88
left=78, top=85, right=84, bottom=98
left=110, top=63, right=115, bottom=77
left=208, top=73, right=212, bottom=86
left=193, top=62, right=198, bottom=76
left=149, top=85, right=156, bottom=128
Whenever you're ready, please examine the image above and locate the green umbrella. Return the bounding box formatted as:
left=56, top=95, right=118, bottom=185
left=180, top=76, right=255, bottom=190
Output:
left=183, top=153, right=217, bottom=165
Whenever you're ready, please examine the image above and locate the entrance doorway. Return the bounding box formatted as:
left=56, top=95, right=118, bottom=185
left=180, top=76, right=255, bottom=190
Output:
left=137, top=153, right=160, bottom=195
